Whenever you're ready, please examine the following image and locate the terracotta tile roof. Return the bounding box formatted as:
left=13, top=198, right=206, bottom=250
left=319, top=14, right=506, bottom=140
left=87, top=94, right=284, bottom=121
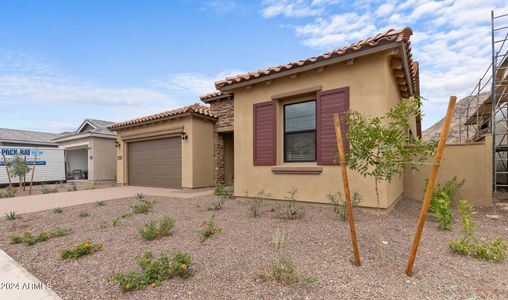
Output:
left=107, top=103, right=216, bottom=130
left=215, top=27, right=415, bottom=94
left=199, top=90, right=233, bottom=102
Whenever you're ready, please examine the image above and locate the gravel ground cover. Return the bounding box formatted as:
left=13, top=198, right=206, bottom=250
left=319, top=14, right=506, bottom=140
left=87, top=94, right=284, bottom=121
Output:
left=0, top=194, right=507, bottom=299
left=0, top=180, right=116, bottom=198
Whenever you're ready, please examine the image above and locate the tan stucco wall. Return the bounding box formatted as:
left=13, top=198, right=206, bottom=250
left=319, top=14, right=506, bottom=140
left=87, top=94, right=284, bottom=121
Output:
left=90, top=137, right=116, bottom=180
left=232, top=52, right=403, bottom=208
left=114, top=115, right=214, bottom=188
left=404, top=135, right=493, bottom=207
left=190, top=117, right=215, bottom=188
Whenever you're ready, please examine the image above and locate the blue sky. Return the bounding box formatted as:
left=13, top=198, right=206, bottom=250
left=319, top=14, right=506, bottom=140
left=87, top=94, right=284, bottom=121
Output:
left=1, top=0, right=507, bottom=132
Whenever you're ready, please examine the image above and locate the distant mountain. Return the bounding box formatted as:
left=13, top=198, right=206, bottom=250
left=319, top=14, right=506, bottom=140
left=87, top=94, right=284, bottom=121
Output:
left=422, top=93, right=490, bottom=143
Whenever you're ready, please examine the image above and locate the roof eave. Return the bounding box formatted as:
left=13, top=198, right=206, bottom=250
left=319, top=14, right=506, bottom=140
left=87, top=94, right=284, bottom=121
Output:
left=108, top=112, right=217, bottom=131
left=52, top=132, right=116, bottom=142
left=216, top=42, right=403, bottom=92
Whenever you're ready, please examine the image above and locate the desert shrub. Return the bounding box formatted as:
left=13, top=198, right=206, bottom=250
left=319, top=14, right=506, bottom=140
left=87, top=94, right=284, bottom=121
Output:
left=42, top=185, right=58, bottom=194
left=68, top=182, right=77, bottom=192
left=251, top=189, right=271, bottom=217
left=10, top=227, right=72, bottom=246
left=2, top=187, right=17, bottom=198
left=139, top=217, right=175, bottom=241
left=207, top=197, right=225, bottom=211
left=112, top=212, right=134, bottom=226
left=274, top=188, right=305, bottom=220
left=449, top=200, right=507, bottom=262
left=49, top=227, right=72, bottom=237
left=135, top=193, right=144, bottom=200
left=109, top=251, right=193, bottom=292
left=53, top=207, right=63, bottom=214
left=214, top=183, right=234, bottom=199
left=259, top=228, right=299, bottom=285
left=130, top=200, right=155, bottom=214
left=79, top=210, right=90, bottom=218
left=170, top=251, right=193, bottom=278
left=427, top=177, right=464, bottom=230
left=99, top=221, right=109, bottom=229
left=90, top=180, right=101, bottom=190
left=198, top=215, right=222, bottom=242
left=60, top=241, right=102, bottom=259
left=95, top=201, right=106, bottom=207
left=5, top=211, right=17, bottom=220
left=327, top=191, right=362, bottom=221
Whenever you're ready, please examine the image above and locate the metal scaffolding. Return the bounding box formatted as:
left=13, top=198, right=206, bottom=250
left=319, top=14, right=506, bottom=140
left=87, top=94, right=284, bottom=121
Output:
left=463, top=10, right=508, bottom=197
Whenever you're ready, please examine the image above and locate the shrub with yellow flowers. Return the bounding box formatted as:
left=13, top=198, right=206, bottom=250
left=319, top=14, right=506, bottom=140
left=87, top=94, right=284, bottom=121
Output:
left=60, top=241, right=103, bottom=259
left=109, top=251, right=193, bottom=292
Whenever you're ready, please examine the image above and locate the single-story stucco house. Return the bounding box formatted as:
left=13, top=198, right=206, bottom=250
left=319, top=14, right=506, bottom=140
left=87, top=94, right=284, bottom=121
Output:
left=107, top=105, right=215, bottom=188
left=109, top=27, right=420, bottom=209
left=53, top=119, right=117, bottom=181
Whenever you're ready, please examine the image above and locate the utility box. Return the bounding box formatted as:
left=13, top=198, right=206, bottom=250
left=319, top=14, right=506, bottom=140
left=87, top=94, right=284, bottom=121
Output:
left=0, top=147, right=65, bottom=185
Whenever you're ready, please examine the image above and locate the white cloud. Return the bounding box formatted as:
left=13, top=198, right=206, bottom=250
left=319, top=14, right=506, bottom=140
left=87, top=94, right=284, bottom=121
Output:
left=259, top=0, right=508, bottom=128
left=151, top=69, right=246, bottom=96
left=204, top=0, right=237, bottom=15
left=260, top=0, right=340, bottom=18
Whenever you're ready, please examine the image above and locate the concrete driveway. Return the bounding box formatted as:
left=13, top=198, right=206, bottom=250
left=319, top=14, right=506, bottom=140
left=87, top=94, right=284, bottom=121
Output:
left=0, top=186, right=212, bottom=215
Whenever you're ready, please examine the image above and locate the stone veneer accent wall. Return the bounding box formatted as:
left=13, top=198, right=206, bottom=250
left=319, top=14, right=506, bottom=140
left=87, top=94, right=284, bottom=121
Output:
left=210, top=98, right=234, bottom=183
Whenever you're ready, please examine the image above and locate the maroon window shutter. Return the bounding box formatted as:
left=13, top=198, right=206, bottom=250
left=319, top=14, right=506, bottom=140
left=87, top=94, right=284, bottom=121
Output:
left=253, top=101, right=276, bottom=165
left=316, top=87, right=350, bottom=165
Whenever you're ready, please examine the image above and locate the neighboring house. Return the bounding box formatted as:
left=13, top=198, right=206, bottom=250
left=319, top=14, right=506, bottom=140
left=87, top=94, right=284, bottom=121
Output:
left=0, top=128, right=60, bottom=148
left=53, top=119, right=116, bottom=181
left=203, top=27, right=419, bottom=209
left=108, top=28, right=419, bottom=209
left=107, top=104, right=215, bottom=188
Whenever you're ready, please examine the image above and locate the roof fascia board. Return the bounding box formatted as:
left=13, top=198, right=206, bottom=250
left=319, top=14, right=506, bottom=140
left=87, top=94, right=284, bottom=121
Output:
left=110, top=112, right=216, bottom=131
left=218, top=42, right=402, bottom=92
left=0, top=139, right=57, bottom=146
left=53, top=132, right=116, bottom=143
left=399, top=43, right=414, bottom=96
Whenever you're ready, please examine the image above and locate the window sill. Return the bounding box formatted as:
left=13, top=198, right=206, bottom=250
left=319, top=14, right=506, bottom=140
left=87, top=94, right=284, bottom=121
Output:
left=271, top=166, right=323, bottom=175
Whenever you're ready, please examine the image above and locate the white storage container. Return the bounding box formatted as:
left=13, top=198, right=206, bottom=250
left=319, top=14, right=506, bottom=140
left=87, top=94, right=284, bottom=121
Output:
left=0, top=147, right=65, bottom=185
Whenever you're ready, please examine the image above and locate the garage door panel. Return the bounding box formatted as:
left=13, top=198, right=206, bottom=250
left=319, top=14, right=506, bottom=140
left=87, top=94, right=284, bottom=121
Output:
left=128, top=138, right=181, bottom=188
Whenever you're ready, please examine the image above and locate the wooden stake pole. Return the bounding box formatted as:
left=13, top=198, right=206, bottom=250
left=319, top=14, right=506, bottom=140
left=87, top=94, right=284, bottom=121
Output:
left=333, top=113, right=361, bottom=266
left=405, top=96, right=456, bottom=276
left=29, top=155, right=37, bottom=196
left=2, top=153, right=13, bottom=190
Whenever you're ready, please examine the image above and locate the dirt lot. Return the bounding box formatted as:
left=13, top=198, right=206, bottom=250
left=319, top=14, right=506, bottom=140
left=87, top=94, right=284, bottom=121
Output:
left=0, top=195, right=507, bottom=299
left=0, top=180, right=116, bottom=198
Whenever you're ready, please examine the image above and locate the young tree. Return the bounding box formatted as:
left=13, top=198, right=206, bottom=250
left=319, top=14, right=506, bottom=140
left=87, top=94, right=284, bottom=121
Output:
left=9, top=155, right=31, bottom=189
left=345, top=97, right=436, bottom=211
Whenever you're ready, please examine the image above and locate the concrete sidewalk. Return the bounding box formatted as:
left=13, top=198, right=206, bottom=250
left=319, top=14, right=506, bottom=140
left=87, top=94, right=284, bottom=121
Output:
left=0, top=186, right=212, bottom=215
left=0, top=249, right=61, bottom=300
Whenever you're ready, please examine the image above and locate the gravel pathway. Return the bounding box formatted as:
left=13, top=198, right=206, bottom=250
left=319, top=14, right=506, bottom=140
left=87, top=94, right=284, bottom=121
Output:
left=0, top=195, right=507, bottom=299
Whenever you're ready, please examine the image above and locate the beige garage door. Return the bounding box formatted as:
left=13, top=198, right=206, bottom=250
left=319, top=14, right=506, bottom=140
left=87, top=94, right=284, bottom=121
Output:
left=128, top=138, right=181, bottom=188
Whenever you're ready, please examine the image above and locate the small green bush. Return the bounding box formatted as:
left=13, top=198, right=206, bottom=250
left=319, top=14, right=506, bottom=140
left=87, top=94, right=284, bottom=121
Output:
left=112, top=212, right=134, bottom=226
left=251, top=189, right=271, bottom=217
left=327, top=191, right=361, bottom=221
left=53, top=207, right=63, bottom=214
left=427, top=177, right=464, bottom=231
left=5, top=211, right=17, bottom=220
left=99, top=221, right=109, bottom=229
left=10, top=227, right=72, bottom=246
left=274, top=188, right=305, bottom=220
left=198, top=215, right=222, bottom=242
left=42, top=185, right=58, bottom=194
left=449, top=200, right=507, bottom=262
left=95, top=201, right=106, bottom=207
left=259, top=228, right=302, bottom=285
left=79, top=210, right=90, bottom=218
left=60, top=241, right=102, bottom=259
left=139, top=217, right=175, bottom=241
left=130, top=200, right=155, bottom=214
left=135, top=193, right=144, bottom=200
left=68, top=182, right=77, bottom=192
left=109, top=251, right=193, bottom=292
left=2, top=188, right=17, bottom=198
left=207, top=197, right=224, bottom=211
left=213, top=183, right=234, bottom=199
